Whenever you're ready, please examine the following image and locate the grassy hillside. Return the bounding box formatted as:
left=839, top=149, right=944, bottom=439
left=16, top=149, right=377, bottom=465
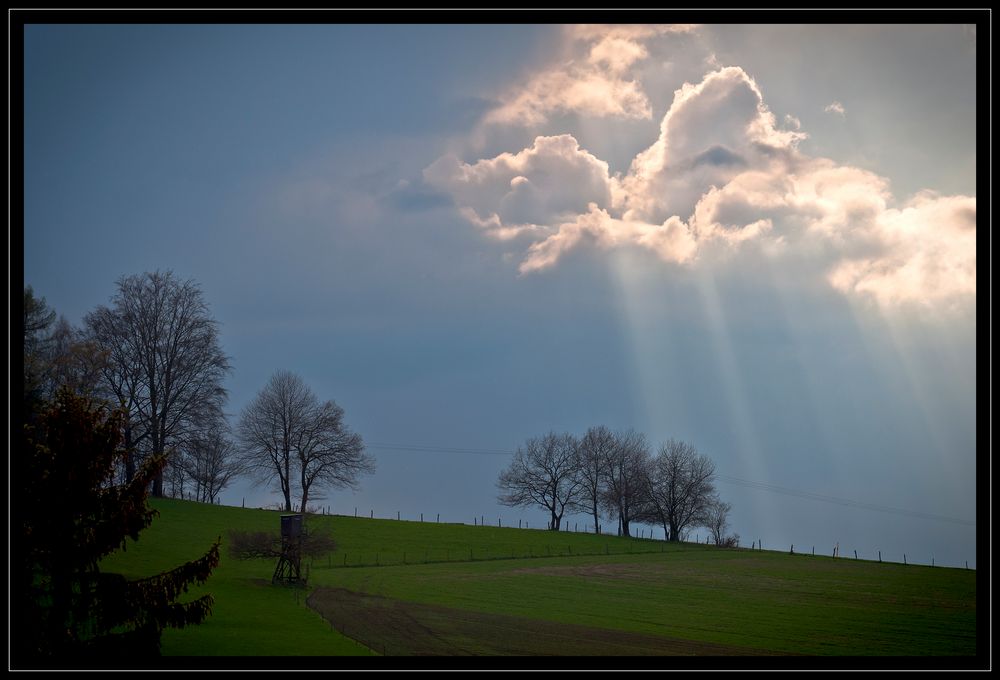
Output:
left=100, top=498, right=977, bottom=657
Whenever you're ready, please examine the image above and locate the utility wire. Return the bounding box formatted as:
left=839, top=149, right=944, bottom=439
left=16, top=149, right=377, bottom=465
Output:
left=365, top=442, right=975, bottom=528
left=714, top=475, right=974, bottom=527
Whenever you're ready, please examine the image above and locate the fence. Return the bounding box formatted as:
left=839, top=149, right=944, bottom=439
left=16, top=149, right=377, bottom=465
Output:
left=317, top=541, right=676, bottom=570
left=252, top=503, right=975, bottom=571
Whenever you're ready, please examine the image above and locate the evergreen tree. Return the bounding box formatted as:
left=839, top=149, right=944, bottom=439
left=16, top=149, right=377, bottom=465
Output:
left=14, top=387, right=221, bottom=665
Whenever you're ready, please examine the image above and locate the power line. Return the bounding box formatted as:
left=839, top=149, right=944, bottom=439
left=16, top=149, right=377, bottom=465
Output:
left=364, top=441, right=975, bottom=528
left=715, top=475, right=974, bottom=527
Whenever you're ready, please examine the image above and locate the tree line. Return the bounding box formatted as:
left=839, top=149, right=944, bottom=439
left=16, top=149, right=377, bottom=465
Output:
left=23, top=272, right=374, bottom=513
left=497, top=427, right=737, bottom=545
left=18, top=272, right=373, bottom=661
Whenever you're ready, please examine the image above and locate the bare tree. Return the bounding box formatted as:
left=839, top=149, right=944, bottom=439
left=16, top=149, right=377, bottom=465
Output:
left=83, top=271, right=231, bottom=495
left=84, top=305, right=148, bottom=483
left=23, top=285, right=57, bottom=343
left=601, top=429, right=651, bottom=537
left=237, top=371, right=372, bottom=513
left=704, top=495, right=733, bottom=546
left=644, top=439, right=717, bottom=542
left=181, top=422, right=242, bottom=504
left=572, top=425, right=615, bottom=534
left=497, top=431, right=581, bottom=531
left=44, top=317, right=108, bottom=400
left=22, top=287, right=108, bottom=407
left=236, top=371, right=313, bottom=512
left=294, top=399, right=372, bottom=514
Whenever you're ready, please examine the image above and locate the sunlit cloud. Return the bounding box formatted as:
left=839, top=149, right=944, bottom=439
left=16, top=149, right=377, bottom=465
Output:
left=423, top=134, right=615, bottom=231
left=518, top=204, right=697, bottom=275
left=824, top=100, right=846, bottom=116
left=482, top=24, right=698, bottom=127
left=827, top=192, right=976, bottom=306
left=620, top=65, right=808, bottom=225
left=565, top=24, right=700, bottom=42
left=430, top=31, right=976, bottom=308
left=482, top=68, right=653, bottom=127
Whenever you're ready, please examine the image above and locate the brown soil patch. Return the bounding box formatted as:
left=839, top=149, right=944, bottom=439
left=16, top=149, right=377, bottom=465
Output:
left=307, top=587, right=785, bottom=656
left=506, top=562, right=656, bottom=580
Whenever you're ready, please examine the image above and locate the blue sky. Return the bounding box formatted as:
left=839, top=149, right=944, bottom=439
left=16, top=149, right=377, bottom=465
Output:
left=22, top=21, right=980, bottom=567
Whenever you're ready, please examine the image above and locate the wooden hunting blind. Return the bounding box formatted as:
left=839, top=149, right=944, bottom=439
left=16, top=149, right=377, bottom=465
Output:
left=273, top=513, right=304, bottom=585
left=281, top=513, right=302, bottom=539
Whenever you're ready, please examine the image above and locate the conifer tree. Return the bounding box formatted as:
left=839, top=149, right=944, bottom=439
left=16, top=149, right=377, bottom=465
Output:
left=14, top=387, right=221, bottom=665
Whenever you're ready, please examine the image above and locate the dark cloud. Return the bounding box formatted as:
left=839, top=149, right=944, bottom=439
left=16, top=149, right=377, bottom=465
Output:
left=688, top=145, right=747, bottom=169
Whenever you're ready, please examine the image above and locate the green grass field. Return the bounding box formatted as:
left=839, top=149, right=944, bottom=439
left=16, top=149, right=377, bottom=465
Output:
left=99, top=498, right=977, bottom=657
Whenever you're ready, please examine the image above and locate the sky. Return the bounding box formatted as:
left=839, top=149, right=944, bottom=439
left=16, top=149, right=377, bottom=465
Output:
left=20, top=19, right=982, bottom=569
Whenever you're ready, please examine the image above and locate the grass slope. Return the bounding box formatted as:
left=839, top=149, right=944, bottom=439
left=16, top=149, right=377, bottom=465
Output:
left=100, top=498, right=977, bottom=657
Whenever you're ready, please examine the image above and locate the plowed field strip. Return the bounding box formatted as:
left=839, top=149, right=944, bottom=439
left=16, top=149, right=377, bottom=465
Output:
left=307, top=587, right=789, bottom=656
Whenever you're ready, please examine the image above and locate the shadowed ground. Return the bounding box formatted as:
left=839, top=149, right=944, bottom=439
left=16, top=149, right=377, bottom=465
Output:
left=307, top=587, right=788, bottom=656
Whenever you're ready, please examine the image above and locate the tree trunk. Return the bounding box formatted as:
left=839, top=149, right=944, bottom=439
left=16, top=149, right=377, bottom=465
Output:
left=282, top=443, right=292, bottom=512
left=123, top=424, right=135, bottom=484
left=150, top=389, right=163, bottom=498
left=299, top=477, right=309, bottom=514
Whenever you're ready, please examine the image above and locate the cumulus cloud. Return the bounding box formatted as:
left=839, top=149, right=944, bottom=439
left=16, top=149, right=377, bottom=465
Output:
left=824, top=100, right=846, bottom=116
left=423, top=134, right=615, bottom=236
left=621, top=66, right=808, bottom=225
left=565, top=24, right=700, bottom=42
left=519, top=204, right=697, bottom=275
left=483, top=68, right=652, bottom=126
left=432, top=56, right=975, bottom=306
left=481, top=24, right=697, bottom=127
left=827, top=193, right=976, bottom=305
